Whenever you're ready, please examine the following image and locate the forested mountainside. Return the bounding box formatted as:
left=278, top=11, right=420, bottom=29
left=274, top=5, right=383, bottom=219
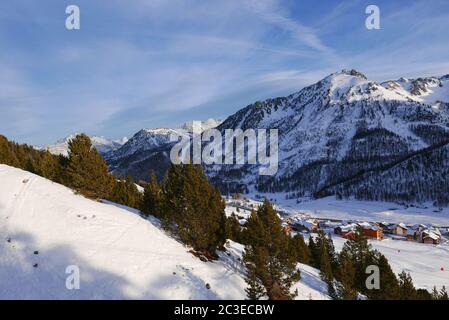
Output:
left=205, top=70, right=449, bottom=205
left=103, top=69, right=449, bottom=205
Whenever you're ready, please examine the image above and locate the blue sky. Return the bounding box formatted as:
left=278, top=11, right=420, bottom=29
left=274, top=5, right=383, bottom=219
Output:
left=1, top=0, right=449, bottom=145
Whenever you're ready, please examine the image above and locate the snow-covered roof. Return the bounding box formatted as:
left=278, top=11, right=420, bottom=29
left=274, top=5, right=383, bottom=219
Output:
left=423, top=232, right=440, bottom=241
left=293, top=218, right=318, bottom=230
left=398, top=223, right=407, bottom=229
left=357, top=222, right=381, bottom=231
left=338, top=223, right=358, bottom=232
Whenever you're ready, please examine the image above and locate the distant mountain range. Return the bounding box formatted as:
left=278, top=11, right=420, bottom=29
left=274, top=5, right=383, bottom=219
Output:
left=45, top=134, right=128, bottom=157
left=103, top=118, right=222, bottom=181
left=49, top=70, right=449, bottom=205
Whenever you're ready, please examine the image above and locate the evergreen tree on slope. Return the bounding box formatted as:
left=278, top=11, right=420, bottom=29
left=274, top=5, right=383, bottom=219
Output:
left=243, top=200, right=300, bottom=300
left=65, top=134, right=114, bottom=199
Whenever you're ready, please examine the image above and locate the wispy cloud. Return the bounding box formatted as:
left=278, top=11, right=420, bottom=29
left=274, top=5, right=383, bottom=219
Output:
left=1, top=0, right=448, bottom=145
left=244, top=0, right=335, bottom=56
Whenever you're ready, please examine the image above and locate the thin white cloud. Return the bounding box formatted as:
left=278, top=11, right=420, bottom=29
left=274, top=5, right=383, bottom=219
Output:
left=244, top=0, right=335, bottom=55
left=1, top=0, right=448, bottom=145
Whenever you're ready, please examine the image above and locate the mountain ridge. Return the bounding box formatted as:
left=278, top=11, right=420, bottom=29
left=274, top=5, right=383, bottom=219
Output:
left=45, top=134, right=128, bottom=156
left=61, top=69, right=449, bottom=205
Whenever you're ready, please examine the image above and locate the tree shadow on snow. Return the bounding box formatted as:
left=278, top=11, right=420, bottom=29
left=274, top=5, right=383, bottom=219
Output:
left=0, top=230, right=133, bottom=299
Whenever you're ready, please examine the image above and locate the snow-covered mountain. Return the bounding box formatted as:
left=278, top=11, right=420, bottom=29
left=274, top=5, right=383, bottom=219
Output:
left=182, top=118, right=223, bottom=132
left=46, top=134, right=128, bottom=157
left=102, top=70, right=449, bottom=205
left=105, top=119, right=222, bottom=181
left=0, top=164, right=328, bottom=299
left=206, top=69, right=449, bottom=205
left=381, top=75, right=449, bottom=105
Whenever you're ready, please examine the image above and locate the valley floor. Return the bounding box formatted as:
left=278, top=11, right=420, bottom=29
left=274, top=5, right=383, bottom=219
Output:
left=241, top=193, right=449, bottom=290
left=249, top=192, right=449, bottom=226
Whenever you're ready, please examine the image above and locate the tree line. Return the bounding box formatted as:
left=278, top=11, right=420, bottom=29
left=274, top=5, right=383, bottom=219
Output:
left=0, top=134, right=142, bottom=207
left=1, top=133, right=447, bottom=300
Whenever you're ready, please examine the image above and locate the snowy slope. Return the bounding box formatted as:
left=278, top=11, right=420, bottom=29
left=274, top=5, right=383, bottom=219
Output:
left=46, top=134, right=127, bottom=156
left=0, top=164, right=328, bottom=299
left=381, top=75, right=449, bottom=106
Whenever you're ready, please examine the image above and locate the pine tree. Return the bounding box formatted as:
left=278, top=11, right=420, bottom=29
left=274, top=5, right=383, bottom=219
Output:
left=0, top=135, right=19, bottom=166
left=161, top=164, right=226, bottom=257
left=398, top=271, right=417, bottom=300
left=244, top=246, right=269, bottom=300
left=335, top=249, right=358, bottom=300
left=439, top=286, right=449, bottom=300
left=431, top=286, right=440, bottom=300
left=416, top=288, right=432, bottom=300
left=367, top=252, right=400, bottom=300
left=243, top=200, right=300, bottom=300
left=36, top=151, right=62, bottom=182
left=289, top=234, right=311, bottom=265
left=225, top=213, right=243, bottom=243
left=320, top=245, right=337, bottom=299
left=109, top=176, right=142, bottom=209
left=342, top=226, right=372, bottom=290
left=315, top=231, right=337, bottom=299
left=65, top=134, right=114, bottom=199
left=308, top=236, right=320, bottom=269
left=141, top=173, right=163, bottom=217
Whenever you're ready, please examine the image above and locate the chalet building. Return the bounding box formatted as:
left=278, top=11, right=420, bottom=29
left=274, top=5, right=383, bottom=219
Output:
left=422, top=231, right=440, bottom=245
left=343, top=230, right=356, bottom=240
left=363, top=226, right=384, bottom=240
left=292, top=218, right=320, bottom=233
left=406, top=229, right=416, bottom=241
left=379, top=222, right=392, bottom=233
left=391, top=223, right=408, bottom=236
left=334, top=223, right=357, bottom=237
left=334, top=222, right=384, bottom=240
left=357, top=222, right=384, bottom=240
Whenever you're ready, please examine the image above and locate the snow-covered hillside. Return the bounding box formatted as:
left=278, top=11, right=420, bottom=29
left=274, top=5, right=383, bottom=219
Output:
left=0, top=164, right=327, bottom=299
left=46, top=134, right=127, bottom=156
